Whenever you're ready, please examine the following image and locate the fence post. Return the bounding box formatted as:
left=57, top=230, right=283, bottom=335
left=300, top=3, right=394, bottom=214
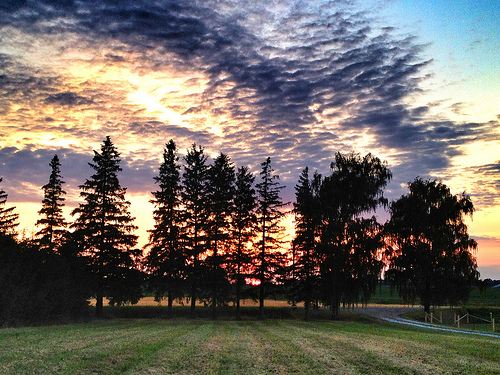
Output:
left=493, top=318, right=495, bottom=333
left=440, top=312, right=443, bottom=324
left=430, top=312, right=433, bottom=324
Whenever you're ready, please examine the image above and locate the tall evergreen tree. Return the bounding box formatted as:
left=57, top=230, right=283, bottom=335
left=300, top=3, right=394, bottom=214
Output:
left=319, top=152, right=391, bottom=319
left=0, top=177, right=19, bottom=236
left=255, top=157, right=288, bottom=319
left=71, top=136, right=140, bottom=317
left=206, top=153, right=235, bottom=318
left=292, top=167, right=322, bottom=320
left=36, top=155, right=67, bottom=252
left=145, top=140, right=184, bottom=313
left=181, top=143, right=210, bottom=313
left=230, top=166, right=257, bottom=320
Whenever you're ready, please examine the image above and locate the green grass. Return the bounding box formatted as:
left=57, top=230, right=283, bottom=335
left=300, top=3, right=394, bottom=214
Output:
left=1, top=315, right=499, bottom=374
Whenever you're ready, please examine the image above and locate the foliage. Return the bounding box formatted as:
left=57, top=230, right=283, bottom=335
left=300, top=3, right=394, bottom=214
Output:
left=291, top=167, right=322, bottom=319
left=205, top=153, right=236, bottom=316
left=0, top=234, right=90, bottom=325
left=0, top=177, right=19, bottom=236
left=255, top=157, right=288, bottom=318
left=181, top=143, right=211, bottom=312
left=144, top=140, right=184, bottom=311
left=36, top=155, right=67, bottom=251
left=229, top=165, right=257, bottom=319
left=318, top=152, right=392, bottom=318
left=71, top=136, right=141, bottom=317
left=386, top=178, right=479, bottom=313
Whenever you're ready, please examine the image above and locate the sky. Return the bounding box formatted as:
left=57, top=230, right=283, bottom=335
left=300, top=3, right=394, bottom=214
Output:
left=1, top=0, right=499, bottom=278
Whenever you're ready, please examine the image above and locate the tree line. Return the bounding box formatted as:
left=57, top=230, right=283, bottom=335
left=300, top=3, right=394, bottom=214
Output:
left=0, top=136, right=479, bottom=324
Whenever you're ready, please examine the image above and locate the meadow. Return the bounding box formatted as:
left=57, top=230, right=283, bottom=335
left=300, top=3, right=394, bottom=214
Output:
left=1, top=313, right=499, bottom=374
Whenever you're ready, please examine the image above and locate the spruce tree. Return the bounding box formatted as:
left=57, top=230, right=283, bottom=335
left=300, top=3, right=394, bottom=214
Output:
left=181, top=143, right=210, bottom=313
left=36, top=155, right=67, bottom=251
left=0, top=177, right=19, bottom=236
left=292, top=167, right=322, bottom=320
left=230, top=165, right=257, bottom=320
left=145, top=140, right=184, bottom=312
left=206, top=153, right=235, bottom=318
left=255, top=157, right=288, bottom=319
left=71, top=136, right=140, bottom=317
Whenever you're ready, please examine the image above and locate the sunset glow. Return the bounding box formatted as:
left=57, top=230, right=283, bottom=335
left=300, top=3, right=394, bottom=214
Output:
left=1, top=0, right=499, bottom=278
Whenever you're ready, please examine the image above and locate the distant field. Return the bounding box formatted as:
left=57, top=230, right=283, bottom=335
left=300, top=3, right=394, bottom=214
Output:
left=1, top=316, right=499, bottom=374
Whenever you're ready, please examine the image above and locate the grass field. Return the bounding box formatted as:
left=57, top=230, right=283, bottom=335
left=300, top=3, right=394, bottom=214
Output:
left=1, top=314, right=499, bottom=374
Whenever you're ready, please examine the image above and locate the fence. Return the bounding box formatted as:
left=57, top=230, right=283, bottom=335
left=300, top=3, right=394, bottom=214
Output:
left=424, top=312, right=442, bottom=324
left=454, top=312, right=495, bottom=333
left=425, top=311, right=496, bottom=333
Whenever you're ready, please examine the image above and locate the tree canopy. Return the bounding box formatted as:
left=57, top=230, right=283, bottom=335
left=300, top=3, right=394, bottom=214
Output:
left=386, top=178, right=479, bottom=313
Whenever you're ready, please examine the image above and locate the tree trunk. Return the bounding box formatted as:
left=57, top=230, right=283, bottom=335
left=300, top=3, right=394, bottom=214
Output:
left=259, top=221, right=266, bottom=320
left=168, top=290, right=173, bottom=317
left=236, top=240, right=241, bottom=320
left=96, top=286, right=104, bottom=318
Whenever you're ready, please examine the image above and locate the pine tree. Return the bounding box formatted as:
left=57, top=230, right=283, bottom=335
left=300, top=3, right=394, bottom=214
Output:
left=292, top=167, right=322, bottom=320
left=181, top=143, right=210, bottom=313
left=206, top=153, right=235, bottom=318
left=255, top=157, right=288, bottom=319
left=145, top=140, right=184, bottom=312
left=230, top=165, right=257, bottom=320
left=0, top=177, right=19, bottom=236
left=36, top=155, right=67, bottom=251
left=71, top=136, right=140, bottom=317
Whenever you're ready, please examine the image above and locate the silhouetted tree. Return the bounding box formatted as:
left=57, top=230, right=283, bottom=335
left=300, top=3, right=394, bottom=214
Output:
left=230, top=166, right=257, bottom=319
left=71, top=136, right=141, bottom=317
left=0, top=177, right=19, bottom=236
left=0, top=234, right=90, bottom=325
left=386, top=178, right=479, bottom=313
left=36, top=155, right=67, bottom=251
left=206, top=153, right=235, bottom=318
left=292, top=167, right=322, bottom=320
left=255, top=157, right=288, bottom=319
left=319, top=152, right=391, bottom=319
left=145, top=140, right=184, bottom=313
left=181, top=143, right=211, bottom=313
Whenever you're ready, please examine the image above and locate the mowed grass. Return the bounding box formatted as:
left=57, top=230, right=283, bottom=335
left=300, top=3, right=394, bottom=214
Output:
left=1, top=315, right=499, bottom=374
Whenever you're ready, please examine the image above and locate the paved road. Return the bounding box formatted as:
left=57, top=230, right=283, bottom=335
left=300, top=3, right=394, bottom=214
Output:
left=357, top=305, right=500, bottom=338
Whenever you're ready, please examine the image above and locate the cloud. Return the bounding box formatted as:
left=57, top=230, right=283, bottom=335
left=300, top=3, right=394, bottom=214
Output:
left=45, top=91, right=94, bottom=107
left=1, top=0, right=499, bottom=214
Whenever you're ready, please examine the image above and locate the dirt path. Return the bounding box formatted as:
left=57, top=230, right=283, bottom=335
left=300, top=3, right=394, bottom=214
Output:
left=358, top=305, right=419, bottom=321
left=357, top=305, right=500, bottom=338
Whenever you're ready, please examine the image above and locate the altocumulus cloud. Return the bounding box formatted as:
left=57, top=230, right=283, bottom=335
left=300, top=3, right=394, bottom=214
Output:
left=0, top=0, right=498, bottom=206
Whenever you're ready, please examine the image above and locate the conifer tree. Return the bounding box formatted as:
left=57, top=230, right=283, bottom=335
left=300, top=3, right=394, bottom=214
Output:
left=0, top=177, right=19, bottom=236
left=206, top=153, right=235, bottom=318
left=36, top=155, right=67, bottom=251
left=181, top=143, right=210, bottom=313
left=292, top=167, right=322, bottom=320
left=145, top=140, right=184, bottom=312
left=71, top=136, right=140, bottom=317
left=230, top=165, right=257, bottom=319
left=255, top=157, right=288, bottom=319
